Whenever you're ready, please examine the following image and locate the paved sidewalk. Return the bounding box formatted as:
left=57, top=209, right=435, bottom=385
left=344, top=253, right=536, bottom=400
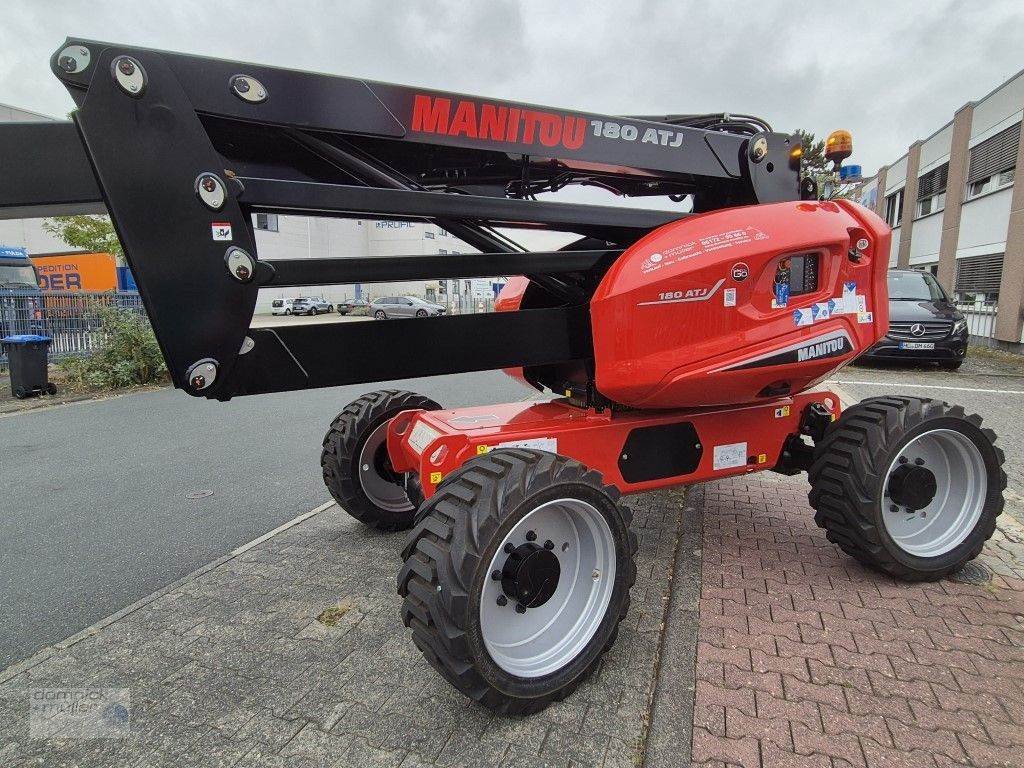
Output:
left=693, top=475, right=1024, bottom=768
left=2, top=473, right=1023, bottom=767
left=0, top=491, right=687, bottom=768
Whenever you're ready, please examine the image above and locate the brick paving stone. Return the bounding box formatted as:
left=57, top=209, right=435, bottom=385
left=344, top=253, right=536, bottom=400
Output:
left=694, top=473, right=1024, bottom=768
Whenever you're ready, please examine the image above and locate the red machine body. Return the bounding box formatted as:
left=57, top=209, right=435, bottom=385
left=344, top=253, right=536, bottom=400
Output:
left=590, top=200, right=890, bottom=408
left=388, top=390, right=841, bottom=499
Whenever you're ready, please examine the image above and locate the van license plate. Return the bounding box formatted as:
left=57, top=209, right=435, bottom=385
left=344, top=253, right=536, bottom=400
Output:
left=899, top=342, right=935, bottom=350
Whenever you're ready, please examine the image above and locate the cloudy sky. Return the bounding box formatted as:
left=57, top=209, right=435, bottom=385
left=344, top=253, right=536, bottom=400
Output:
left=2, top=0, right=1022, bottom=177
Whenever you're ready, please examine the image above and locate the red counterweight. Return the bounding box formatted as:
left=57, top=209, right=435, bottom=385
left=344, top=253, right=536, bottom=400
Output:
left=590, top=200, right=890, bottom=408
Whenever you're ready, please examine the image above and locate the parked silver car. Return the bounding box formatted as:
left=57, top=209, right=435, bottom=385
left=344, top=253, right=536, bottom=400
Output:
left=369, top=296, right=446, bottom=319
left=290, top=296, right=334, bottom=315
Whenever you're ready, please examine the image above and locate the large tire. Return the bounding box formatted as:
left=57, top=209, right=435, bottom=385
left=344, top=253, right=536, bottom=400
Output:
left=808, top=396, right=1005, bottom=581
left=321, top=390, right=441, bottom=531
left=398, top=448, right=638, bottom=714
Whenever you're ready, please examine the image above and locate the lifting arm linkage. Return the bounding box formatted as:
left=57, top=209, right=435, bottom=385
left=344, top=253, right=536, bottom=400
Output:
left=0, top=38, right=801, bottom=401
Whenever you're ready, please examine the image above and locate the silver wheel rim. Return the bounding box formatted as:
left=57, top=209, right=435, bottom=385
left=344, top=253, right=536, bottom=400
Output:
left=882, top=428, right=986, bottom=558
left=357, top=422, right=413, bottom=513
left=479, top=498, right=616, bottom=678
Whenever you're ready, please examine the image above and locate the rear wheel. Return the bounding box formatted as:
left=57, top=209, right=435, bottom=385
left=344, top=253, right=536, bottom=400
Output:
left=808, top=396, right=1005, bottom=580
left=321, top=390, right=442, bottom=531
left=375, top=310, right=387, bottom=320
left=399, top=449, right=637, bottom=714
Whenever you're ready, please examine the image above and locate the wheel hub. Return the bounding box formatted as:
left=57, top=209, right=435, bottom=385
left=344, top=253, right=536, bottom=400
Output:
left=500, top=543, right=561, bottom=608
left=887, top=463, right=937, bottom=511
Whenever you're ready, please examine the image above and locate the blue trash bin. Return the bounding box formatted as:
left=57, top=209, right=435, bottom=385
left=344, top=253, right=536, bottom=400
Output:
left=1, top=334, right=56, bottom=399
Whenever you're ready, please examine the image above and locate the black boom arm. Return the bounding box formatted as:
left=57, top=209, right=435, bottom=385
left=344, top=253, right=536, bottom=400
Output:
left=0, top=39, right=801, bottom=400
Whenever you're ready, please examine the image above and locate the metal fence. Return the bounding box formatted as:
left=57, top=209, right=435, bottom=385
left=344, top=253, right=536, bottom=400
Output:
left=0, top=290, right=146, bottom=370
left=955, top=300, right=998, bottom=339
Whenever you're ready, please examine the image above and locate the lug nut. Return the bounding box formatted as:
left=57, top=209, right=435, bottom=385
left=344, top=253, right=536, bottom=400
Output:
left=890, top=504, right=899, bottom=513
left=503, top=542, right=515, bottom=554
left=515, top=603, right=527, bottom=614
left=491, top=570, right=501, bottom=581
left=496, top=595, right=507, bottom=606
left=914, top=458, right=925, bottom=466
left=899, top=456, right=909, bottom=464
left=526, top=530, right=537, bottom=542
left=544, top=540, right=554, bottom=550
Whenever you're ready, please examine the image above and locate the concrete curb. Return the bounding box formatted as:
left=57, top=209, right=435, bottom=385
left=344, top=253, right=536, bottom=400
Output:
left=0, top=499, right=335, bottom=684
left=642, top=486, right=703, bottom=768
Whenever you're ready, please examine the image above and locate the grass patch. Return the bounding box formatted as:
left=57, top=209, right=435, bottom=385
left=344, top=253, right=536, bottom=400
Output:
left=316, top=598, right=355, bottom=627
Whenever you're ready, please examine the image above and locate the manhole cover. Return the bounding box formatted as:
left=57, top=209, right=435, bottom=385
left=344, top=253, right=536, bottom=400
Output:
left=949, top=561, right=992, bottom=585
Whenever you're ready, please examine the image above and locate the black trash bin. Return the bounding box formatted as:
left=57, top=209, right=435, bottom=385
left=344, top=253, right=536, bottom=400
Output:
left=2, top=334, right=56, bottom=399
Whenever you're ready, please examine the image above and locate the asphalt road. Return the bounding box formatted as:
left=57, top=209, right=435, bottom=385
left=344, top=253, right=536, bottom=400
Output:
left=0, top=371, right=533, bottom=668
left=828, top=353, right=1024, bottom=506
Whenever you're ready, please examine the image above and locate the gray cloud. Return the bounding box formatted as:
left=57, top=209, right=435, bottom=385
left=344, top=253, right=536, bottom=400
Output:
left=1, top=0, right=1022, bottom=174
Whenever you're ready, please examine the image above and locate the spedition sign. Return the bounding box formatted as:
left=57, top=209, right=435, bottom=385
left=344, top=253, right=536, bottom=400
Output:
left=33, top=252, right=117, bottom=291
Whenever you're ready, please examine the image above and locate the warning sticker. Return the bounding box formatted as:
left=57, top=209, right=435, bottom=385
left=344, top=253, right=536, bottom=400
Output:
left=713, top=442, right=747, bottom=471
left=497, top=436, right=558, bottom=453
left=812, top=302, right=831, bottom=322
left=774, top=405, right=791, bottom=418
left=211, top=222, right=233, bottom=241
left=723, top=287, right=737, bottom=307
left=408, top=422, right=442, bottom=454
left=857, top=311, right=874, bottom=324
left=856, top=295, right=867, bottom=313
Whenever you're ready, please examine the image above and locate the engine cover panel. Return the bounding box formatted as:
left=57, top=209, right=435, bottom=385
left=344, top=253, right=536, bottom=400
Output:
left=591, top=200, right=890, bottom=408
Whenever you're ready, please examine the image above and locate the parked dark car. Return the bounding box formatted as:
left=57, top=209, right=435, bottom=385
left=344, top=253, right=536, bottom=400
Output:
left=290, top=296, right=334, bottom=316
left=860, top=270, right=969, bottom=369
left=337, top=299, right=370, bottom=316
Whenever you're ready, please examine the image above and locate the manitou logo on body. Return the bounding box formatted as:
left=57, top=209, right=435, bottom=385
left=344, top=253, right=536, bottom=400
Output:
left=411, top=94, right=587, bottom=150
left=797, top=336, right=846, bottom=362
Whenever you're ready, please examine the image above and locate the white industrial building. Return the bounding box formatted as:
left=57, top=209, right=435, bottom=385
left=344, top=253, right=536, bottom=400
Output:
left=855, top=69, right=1024, bottom=347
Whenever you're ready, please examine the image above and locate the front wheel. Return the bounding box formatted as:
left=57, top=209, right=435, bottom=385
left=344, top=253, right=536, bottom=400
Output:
left=321, top=390, right=442, bottom=531
left=310, top=307, right=318, bottom=316
left=415, top=309, right=428, bottom=318
left=808, top=396, right=1006, bottom=581
left=399, top=449, right=638, bottom=714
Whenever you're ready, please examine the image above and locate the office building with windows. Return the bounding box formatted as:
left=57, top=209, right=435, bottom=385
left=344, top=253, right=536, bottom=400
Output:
left=855, top=69, right=1024, bottom=347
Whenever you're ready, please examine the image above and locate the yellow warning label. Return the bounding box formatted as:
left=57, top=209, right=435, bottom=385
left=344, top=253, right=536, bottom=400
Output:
left=564, top=389, right=572, bottom=397
left=774, top=406, right=790, bottom=418
left=429, top=472, right=443, bottom=484
left=757, top=453, right=768, bottom=464
left=476, top=445, right=490, bottom=455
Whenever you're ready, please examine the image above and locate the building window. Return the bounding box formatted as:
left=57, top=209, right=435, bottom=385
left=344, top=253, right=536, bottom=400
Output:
left=884, top=189, right=903, bottom=227
left=915, top=163, right=947, bottom=218
left=966, top=122, right=1019, bottom=200
left=255, top=213, right=279, bottom=232
left=954, top=252, right=1003, bottom=301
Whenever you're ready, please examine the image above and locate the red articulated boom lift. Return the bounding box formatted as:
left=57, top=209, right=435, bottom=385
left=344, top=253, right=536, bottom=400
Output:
left=0, top=40, right=1007, bottom=713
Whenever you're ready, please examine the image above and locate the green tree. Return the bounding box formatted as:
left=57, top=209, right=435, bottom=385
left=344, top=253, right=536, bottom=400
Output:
left=794, top=129, right=858, bottom=201
left=42, top=215, right=125, bottom=263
